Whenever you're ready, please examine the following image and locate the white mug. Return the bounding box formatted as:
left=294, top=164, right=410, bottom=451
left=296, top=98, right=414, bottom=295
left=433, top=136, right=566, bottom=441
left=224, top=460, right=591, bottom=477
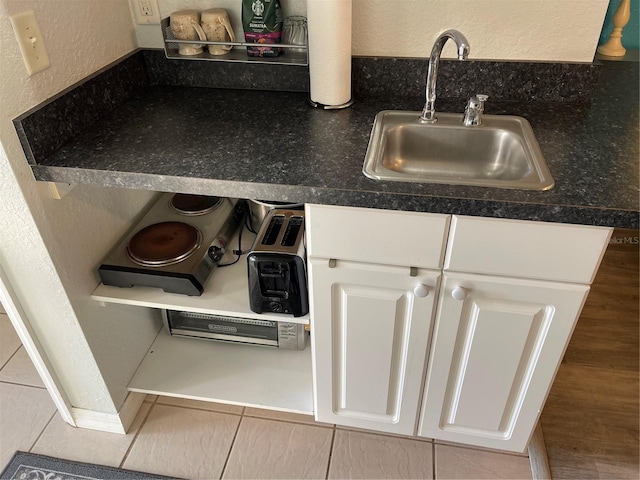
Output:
left=201, top=8, right=236, bottom=55
left=170, top=10, right=207, bottom=56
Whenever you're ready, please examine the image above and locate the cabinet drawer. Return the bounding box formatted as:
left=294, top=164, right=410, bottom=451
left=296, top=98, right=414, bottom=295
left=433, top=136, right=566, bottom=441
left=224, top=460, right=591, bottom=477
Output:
left=306, top=204, right=449, bottom=269
left=444, top=216, right=612, bottom=283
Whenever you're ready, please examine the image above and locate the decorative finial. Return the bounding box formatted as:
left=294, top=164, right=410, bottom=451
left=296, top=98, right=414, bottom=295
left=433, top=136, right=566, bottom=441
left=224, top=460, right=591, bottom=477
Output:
left=597, top=0, right=631, bottom=57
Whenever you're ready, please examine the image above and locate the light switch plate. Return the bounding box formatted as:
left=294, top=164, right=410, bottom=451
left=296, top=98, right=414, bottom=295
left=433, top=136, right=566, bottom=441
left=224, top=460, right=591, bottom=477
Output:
left=10, top=10, right=50, bottom=76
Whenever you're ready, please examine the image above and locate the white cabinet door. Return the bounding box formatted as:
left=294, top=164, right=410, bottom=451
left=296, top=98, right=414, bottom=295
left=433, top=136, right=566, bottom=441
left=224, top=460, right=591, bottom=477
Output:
left=310, top=259, right=440, bottom=435
left=418, top=273, right=589, bottom=452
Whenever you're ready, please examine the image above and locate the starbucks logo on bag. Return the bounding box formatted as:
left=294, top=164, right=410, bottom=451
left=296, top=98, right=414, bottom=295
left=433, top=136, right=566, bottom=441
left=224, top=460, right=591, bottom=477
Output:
left=252, top=0, right=264, bottom=16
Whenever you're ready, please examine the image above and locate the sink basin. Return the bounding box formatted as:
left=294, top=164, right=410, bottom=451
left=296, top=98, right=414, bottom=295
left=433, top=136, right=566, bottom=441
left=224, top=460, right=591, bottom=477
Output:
left=363, top=111, right=554, bottom=190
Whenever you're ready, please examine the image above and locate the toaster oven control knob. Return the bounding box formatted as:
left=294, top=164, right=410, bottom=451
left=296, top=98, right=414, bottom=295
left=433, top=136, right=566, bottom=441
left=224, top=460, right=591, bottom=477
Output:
left=413, top=284, right=430, bottom=298
left=451, top=286, right=468, bottom=301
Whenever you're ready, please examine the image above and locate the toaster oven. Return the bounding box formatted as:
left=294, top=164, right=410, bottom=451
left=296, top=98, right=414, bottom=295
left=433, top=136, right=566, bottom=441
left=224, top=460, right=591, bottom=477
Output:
left=163, top=309, right=308, bottom=349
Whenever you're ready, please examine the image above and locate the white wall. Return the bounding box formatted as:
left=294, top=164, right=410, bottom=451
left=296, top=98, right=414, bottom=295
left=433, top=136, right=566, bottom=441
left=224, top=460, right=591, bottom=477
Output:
left=352, top=0, right=609, bottom=62
left=0, top=0, right=159, bottom=414
left=136, top=0, right=608, bottom=62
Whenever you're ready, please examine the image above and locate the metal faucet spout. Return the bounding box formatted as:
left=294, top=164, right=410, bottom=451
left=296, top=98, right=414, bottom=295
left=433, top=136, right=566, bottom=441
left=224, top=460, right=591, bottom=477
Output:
left=419, top=30, right=470, bottom=123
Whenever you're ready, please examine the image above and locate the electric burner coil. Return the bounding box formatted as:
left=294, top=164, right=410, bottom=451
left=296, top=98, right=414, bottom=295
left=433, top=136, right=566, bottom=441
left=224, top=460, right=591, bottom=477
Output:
left=169, top=194, right=222, bottom=216
left=127, top=221, right=202, bottom=267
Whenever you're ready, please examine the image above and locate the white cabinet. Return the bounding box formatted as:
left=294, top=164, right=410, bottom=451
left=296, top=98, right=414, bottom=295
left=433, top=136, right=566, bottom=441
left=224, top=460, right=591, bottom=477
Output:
left=87, top=198, right=612, bottom=441
left=306, top=206, right=612, bottom=452
left=418, top=272, right=589, bottom=452
left=310, top=259, right=439, bottom=434
left=306, top=204, right=449, bottom=434
left=418, top=215, right=611, bottom=452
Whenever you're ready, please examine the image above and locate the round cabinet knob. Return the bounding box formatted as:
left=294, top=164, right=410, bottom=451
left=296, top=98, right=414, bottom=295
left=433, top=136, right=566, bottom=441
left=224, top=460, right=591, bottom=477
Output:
left=413, top=284, right=430, bottom=297
left=451, top=286, right=468, bottom=301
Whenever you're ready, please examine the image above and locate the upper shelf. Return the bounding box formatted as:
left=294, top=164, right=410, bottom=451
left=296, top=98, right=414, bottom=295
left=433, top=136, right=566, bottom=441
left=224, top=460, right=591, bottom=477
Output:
left=161, top=17, right=308, bottom=66
left=91, top=228, right=310, bottom=325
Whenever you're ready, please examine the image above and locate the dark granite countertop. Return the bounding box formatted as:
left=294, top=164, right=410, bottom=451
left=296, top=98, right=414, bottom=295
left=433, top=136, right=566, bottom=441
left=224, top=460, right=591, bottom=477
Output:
left=21, top=57, right=639, bottom=228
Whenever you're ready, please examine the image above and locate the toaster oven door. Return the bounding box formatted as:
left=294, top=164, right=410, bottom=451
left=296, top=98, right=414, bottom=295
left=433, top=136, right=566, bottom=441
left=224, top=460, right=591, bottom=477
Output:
left=164, top=310, right=279, bottom=346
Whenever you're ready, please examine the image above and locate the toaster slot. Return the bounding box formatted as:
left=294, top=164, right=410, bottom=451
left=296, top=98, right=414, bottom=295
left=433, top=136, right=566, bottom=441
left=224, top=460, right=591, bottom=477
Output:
left=261, top=215, right=285, bottom=245
left=281, top=216, right=304, bottom=247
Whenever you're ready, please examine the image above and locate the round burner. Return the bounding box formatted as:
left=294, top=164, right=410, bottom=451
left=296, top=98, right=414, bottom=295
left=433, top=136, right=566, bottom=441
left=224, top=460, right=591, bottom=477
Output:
left=170, top=194, right=222, bottom=216
left=127, top=221, right=202, bottom=267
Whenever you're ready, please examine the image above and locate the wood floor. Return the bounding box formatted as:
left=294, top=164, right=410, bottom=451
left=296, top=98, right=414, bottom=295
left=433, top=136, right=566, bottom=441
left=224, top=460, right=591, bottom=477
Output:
left=541, top=228, right=639, bottom=479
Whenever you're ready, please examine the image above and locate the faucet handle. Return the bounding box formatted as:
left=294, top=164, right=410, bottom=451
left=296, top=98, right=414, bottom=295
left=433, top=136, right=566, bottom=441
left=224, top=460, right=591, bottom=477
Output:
left=468, top=93, right=489, bottom=110
left=464, top=94, right=489, bottom=126
left=476, top=94, right=489, bottom=111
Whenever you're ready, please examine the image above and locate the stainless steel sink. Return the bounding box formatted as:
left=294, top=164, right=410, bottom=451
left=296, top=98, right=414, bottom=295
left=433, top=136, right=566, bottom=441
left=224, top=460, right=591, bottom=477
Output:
left=363, top=111, right=554, bottom=190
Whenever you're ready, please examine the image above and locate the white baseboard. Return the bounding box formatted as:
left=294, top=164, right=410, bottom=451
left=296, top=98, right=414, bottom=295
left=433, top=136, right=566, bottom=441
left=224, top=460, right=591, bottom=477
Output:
left=71, top=392, right=146, bottom=434
left=0, top=265, right=75, bottom=426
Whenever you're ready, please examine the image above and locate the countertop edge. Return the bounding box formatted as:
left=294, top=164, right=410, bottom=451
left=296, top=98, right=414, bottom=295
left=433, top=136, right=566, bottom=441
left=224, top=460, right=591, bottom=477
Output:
left=32, top=166, right=638, bottom=228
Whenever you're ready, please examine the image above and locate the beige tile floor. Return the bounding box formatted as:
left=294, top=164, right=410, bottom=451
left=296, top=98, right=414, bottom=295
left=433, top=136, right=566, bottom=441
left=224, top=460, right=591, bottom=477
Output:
left=0, top=312, right=533, bottom=480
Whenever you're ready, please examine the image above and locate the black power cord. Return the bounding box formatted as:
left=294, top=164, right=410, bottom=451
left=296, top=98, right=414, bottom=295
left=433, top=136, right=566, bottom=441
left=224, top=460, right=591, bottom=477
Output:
left=218, top=201, right=255, bottom=267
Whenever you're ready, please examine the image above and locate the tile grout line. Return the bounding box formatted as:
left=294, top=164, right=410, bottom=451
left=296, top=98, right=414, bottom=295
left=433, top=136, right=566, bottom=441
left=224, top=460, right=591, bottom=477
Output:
left=118, top=397, right=157, bottom=470
left=219, top=412, right=244, bottom=479
left=28, top=409, right=57, bottom=454
left=154, top=404, right=244, bottom=417
left=324, top=427, right=337, bottom=480
left=432, top=439, right=530, bottom=458
left=0, top=379, right=47, bottom=390
left=432, top=441, right=437, bottom=479
left=0, top=344, right=22, bottom=372
left=241, top=415, right=333, bottom=429
left=335, top=425, right=433, bottom=444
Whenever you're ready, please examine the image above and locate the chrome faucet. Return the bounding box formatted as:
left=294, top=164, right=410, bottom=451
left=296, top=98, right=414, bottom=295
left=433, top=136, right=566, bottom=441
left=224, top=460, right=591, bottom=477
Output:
left=419, top=30, right=470, bottom=123
left=463, top=94, right=488, bottom=126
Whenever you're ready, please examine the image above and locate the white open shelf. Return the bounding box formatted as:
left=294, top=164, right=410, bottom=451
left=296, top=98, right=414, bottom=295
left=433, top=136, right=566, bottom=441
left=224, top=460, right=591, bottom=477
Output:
left=94, top=214, right=313, bottom=413
left=128, top=329, right=313, bottom=414
left=91, top=228, right=310, bottom=325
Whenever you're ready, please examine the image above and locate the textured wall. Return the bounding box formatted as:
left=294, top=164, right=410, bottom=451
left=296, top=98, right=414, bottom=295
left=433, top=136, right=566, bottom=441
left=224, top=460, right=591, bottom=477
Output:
left=137, top=0, right=609, bottom=62
left=0, top=0, right=158, bottom=414
left=352, top=0, right=609, bottom=62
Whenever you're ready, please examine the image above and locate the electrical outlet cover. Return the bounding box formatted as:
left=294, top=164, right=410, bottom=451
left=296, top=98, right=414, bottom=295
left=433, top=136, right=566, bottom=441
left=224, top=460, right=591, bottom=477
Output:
left=132, top=0, right=161, bottom=24
left=10, top=10, right=50, bottom=76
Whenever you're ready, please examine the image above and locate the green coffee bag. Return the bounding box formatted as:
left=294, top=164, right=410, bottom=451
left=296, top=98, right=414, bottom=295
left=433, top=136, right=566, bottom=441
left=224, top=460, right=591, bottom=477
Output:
left=242, top=0, right=283, bottom=57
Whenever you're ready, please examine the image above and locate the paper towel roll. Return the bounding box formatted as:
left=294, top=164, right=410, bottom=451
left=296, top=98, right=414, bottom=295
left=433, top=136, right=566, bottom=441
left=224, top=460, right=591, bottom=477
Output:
left=307, top=0, right=352, bottom=107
